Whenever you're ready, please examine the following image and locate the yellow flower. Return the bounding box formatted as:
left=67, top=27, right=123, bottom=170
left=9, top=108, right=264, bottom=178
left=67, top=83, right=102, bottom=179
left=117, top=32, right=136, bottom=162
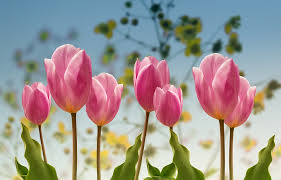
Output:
left=94, top=20, right=116, bottom=39
left=117, top=135, right=130, bottom=149
left=105, top=131, right=130, bottom=150
left=13, top=175, right=23, bottom=180
left=58, top=121, right=72, bottom=135
left=105, top=131, right=118, bottom=146
left=241, top=136, right=257, bottom=152
left=253, top=90, right=265, bottom=114
left=180, top=111, right=192, bottom=123
left=90, top=150, right=111, bottom=170
left=273, top=143, right=281, bottom=159
left=200, top=140, right=213, bottom=149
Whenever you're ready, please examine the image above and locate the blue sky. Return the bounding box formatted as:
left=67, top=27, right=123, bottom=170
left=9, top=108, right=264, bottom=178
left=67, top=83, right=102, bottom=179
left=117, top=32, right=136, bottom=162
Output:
left=1, top=0, right=281, bottom=179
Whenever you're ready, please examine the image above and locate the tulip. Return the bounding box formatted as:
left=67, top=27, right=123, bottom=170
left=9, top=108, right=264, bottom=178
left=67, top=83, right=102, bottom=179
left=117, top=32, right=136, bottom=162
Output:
left=224, top=77, right=256, bottom=180
left=133, top=56, right=170, bottom=180
left=44, top=44, right=92, bottom=113
left=192, top=53, right=240, bottom=180
left=192, top=53, right=240, bottom=120
left=22, top=82, right=50, bottom=162
left=86, top=73, right=123, bottom=180
left=134, top=56, right=170, bottom=112
left=154, top=84, right=183, bottom=127
left=44, top=44, right=92, bottom=180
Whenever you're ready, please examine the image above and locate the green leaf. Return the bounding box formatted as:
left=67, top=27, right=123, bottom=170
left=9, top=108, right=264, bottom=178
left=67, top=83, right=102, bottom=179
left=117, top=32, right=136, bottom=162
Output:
left=169, top=130, right=205, bottom=180
left=21, top=123, right=58, bottom=180
left=244, top=135, right=275, bottom=180
left=15, top=157, right=28, bottom=180
left=147, top=159, right=161, bottom=176
left=161, top=163, right=176, bottom=177
left=111, top=134, right=142, bottom=180
left=145, top=177, right=175, bottom=180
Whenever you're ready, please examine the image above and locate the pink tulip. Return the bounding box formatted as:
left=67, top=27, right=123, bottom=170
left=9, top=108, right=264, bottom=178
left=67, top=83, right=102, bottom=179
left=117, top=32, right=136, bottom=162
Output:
left=224, top=77, right=256, bottom=128
left=153, top=84, right=183, bottom=127
left=22, top=82, right=51, bottom=125
left=192, top=53, right=240, bottom=120
left=134, top=56, right=170, bottom=112
left=86, top=73, right=123, bottom=126
left=44, top=44, right=92, bottom=113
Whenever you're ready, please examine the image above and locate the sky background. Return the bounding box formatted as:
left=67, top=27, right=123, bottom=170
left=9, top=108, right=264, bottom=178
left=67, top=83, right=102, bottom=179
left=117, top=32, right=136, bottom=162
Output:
left=1, top=0, right=281, bottom=179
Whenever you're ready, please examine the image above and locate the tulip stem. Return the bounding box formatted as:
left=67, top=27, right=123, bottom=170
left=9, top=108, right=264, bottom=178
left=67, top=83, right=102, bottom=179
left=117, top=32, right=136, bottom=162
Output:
left=134, top=111, right=150, bottom=180
left=38, top=125, right=47, bottom=163
left=229, top=128, right=234, bottom=180
left=71, top=113, right=77, bottom=180
left=97, top=126, right=102, bottom=180
left=219, top=120, right=225, bottom=180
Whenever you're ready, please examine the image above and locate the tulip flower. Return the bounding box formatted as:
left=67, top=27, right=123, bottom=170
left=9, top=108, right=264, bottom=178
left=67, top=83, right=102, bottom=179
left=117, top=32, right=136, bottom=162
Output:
left=86, top=73, right=123, bottom=180
left=44, top=44, right=92, bottom=180
left=134, top=56, right=170, bottom=112
left=224, top=77, right=256, bottom=180
left=153, top=84, right=183, bottom=127
left=192, top=53, right=240, bottom=180
left=133, top=56, right=170, bottom=180
left=22, top=82, right=51, bottom=162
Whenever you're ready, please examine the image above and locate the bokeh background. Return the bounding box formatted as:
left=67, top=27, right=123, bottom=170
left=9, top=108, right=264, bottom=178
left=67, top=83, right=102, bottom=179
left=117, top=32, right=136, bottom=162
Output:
left=1, top=0, right=281, bottom=179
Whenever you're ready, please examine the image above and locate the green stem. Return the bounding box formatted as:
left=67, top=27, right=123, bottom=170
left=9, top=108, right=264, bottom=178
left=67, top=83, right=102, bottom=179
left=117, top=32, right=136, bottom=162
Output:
left=38, top=125, right=47, bottom=163
left=71, top=113, right=77, bottom=180
left=134, top=111, right=150, bottom=180
left=97, top=126, right=102, bottom=180
left=219, top=120, right=225, bottom=180
left=229, top=128, right=234, bottom=180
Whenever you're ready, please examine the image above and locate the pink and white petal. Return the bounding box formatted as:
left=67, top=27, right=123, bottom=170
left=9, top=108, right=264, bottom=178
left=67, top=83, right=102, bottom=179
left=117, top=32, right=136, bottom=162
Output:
left=135, top=64, right=162, bottom=112
left=239, top=76, right=251, bottom=100
left=156, top=60, right=170, bottom=85
left=86, top=78, right=108, bottom=126
left=95, top=73, right=118, bottom=99
left=22, top=85, right=33, bottom=110
left=51, top=44, right=80, bottom=77
left=193, top=67, right=215, bottom=118
left=153, top=87, right=165, bottom=111
left=212, top=59, right=240, bottom=119
left=199, top=53, right=227, bottom=85
left=134, top=59, right=141, bottom=86
left=64, top=50, right=92, bottom=112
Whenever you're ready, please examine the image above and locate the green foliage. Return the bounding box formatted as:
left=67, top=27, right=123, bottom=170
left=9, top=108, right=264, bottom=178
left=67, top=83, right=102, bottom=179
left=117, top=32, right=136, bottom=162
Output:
left=169, top=130, right=205, bottom=180
left=244, top=136, right=275, bottom=180
left=15, top=158, right=28, bottom=180
left=145, top=160, right=176, bottom=180
left=111, top=134, right=142, bottom=180
left=102, top=45, right=117, bottom=64
left=15, top=123, right=58, bottom=180
left=204, top=168, right=218, bottom=179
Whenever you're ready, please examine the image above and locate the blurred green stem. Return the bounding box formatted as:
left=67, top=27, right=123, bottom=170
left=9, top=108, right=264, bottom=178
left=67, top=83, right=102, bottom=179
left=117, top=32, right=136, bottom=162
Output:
left=229, top=128, right=234, bottom=180
left=97, top=126, right=102, bottom=180
left=38, top=124, right=47, bottom=163
left=71, top=113, right=77, bottom=180
left=219, top=120, right=225, bottom=180
left=134, top=111, right=150, bottom=180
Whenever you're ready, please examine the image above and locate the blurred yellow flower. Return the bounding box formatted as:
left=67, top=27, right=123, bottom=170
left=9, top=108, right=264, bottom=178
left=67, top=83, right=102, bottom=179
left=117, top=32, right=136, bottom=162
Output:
left=241, top=136, right=257, bottom=152
left=90, top=150, right=111, bottom=170
left=13, top=175, right=23, bottom=180
left=180, top=111, right=192, bottom=123
left=253, top=90, right=265, bottom=114
left=105, top=131, right=130, bottom=151
left=20, top=117, right=36, bottom=131
left=200, top=140, right=213, bottom=149
left=58, top=121, right=71, bottom=135
left=273, top=143, right=281, bottom=159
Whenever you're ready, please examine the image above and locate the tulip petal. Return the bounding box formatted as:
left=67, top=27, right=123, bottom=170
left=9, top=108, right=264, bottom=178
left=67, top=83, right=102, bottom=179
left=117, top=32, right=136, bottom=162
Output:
left=155, top=91, right=181, bottom=127
left=86, top=78, right=108, bottom=126
left=105, top=84, right=123, bottom=124
left=64, top=50, right=92, bottom=112
left=156, top=60, right=170, bottom=85
left=51, top=44, right=80, bottom=78
left=22, top=85, right=33, bottom=110
left=95, top=73, right=118, bottom=99
left=25, top=89, right=50, bottom=125
left=135, top=64, right=162, bottom=112
left=153, top=87, right=165, bottom=111
left=134, top=59, right=141, bottom=87
left=212, top=59, right=240, bottom=119
left=199, top=53, right=227, bottom=85
left=192, top=67, right=215, bottom=118
left=45, top=58, right=68, bottom=111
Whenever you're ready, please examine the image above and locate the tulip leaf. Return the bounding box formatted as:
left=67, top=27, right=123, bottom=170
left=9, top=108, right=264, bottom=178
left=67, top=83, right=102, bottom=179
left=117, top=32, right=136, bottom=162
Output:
left=15, top=158, right=28, bottom=180
left=244, top=135, right=275, bottom=180
left=111, top=134, right=142, bottom=180
left=161, top=163, right=176, bottom=177
left=169, top=130, right=205, bottom=180
left=20, top=123, right=58, bottom=180
left=144, top=177, right=175, bottom=180
left=147, top=159, right=161, bottom=176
